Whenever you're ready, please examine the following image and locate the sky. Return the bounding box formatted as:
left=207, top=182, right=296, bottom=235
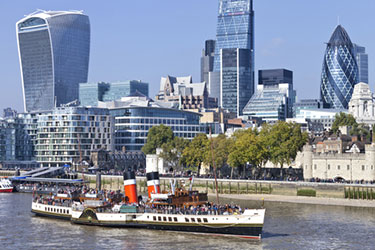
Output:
left=0, top=0, right=374, bottom=113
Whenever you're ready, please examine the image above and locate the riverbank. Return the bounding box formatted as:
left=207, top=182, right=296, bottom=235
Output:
left=211, top=193, right=375, bottom=208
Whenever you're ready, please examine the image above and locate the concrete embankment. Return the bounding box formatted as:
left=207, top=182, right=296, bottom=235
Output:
left=211, top=193, right=375, bottom=208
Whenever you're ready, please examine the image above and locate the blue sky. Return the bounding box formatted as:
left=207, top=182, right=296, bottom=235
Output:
left=0, top=0, right=374, bottom=113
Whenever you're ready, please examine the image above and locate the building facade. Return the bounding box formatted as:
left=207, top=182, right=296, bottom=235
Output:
left=35, top=107, right=113, bottom=167
left=213, top=0, right=254, bottom=73
left=320, top=25, right=359, bottom=109
left=220, top=48, right=253, bottom=116
left=79, top=80, right=149, bottom=107
left=99, top=95, right=205, bottom=151
left=156, top=75, right=217, bottom=109
left=353, top=44, right=369, bottom=84
left=298, top=144, right=375, bottom=182
left=293, top=99, right=323, bottom=117
left=349, top=82, right=375, bottom=125
left=295, top=108, right=346, bottom=131
left=201, top=40, right=216, bottom=84
left=242, top=82, right=295, bottom=123
left=16, top=10, right=90, bottom=112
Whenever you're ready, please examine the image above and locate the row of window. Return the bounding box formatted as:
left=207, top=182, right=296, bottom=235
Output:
left=309, top=164, right=375, bottom=171
left=151, top=216, right=208, bottom=223
left=45, top=206, right=69, bottom=214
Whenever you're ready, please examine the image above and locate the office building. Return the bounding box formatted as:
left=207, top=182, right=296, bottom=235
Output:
left=220, top=48, right=253, bottom=116
left=213, top=0, right=255, bottom=111
left=3, top=108, right=18, bottom=118
left=293, top=99, right=323, bottom=117
left=242, top=82, right=295, bottom=123
left=79, top=80, right=149, bottom=107
left=16, top=10, right=90, bottom=112
left=295, top=108, right=347, bottom=131
left=353, top=44, right=369, bottom=84
left=35, top=107, right=113, bottom=167
left=258, top=69, right=295, bottom=117
left=320, top=25, right=359, bottom=109
left=213, top=0, right=254, bottom=72
left=201, top=40, right=216, bottom=84
left=98, top=94, right=205, bottom=151
left=156, top=75, right=217, bottom=109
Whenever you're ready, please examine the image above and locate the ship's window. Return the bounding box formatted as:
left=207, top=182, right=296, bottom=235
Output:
left=185, top=218, right=189, bottom=222
left=158, top=216, right=161, bottom=221
left=191, top=218, right=195, bottom=222
left=45, top=207, right=47, bottom=211
left=147, top=216, right=149, bottom=219
left=67, top=210, right=69, bottom=214
left=203, top=218, right=208, bottom=223
left=197, top=218, right=202, bottom=223
left=153, top=216, right=156, bottom=221
left=174, top=217, right=177, bottom=222
left=163, top=217, right=167, bottom=221
left=168, top=217, right=172, bottom=222
left=133, top=215, right=136, bottom=219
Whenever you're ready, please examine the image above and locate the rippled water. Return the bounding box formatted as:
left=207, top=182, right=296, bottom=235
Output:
left=1, top=193, right=374, bottom=249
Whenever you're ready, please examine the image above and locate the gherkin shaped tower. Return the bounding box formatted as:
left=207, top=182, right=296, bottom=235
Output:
left=320, top=25, right=359, bottom=109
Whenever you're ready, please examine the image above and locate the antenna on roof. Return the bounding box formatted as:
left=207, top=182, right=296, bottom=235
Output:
left=337, top=16, right=340, bottom=26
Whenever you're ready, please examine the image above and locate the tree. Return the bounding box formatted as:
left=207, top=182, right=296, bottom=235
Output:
left=182, top=134, right=209, bottom=176
left=160, top=137, right=190, bottom=173
left=228, top=128, right=267, bottom=178
left=204, top=134, right=234, bottom=176
left=142, top=124, right=174, bottom=154
left=331, top=112, right=357, bottom=133
left=265, top=122, right=308, bottom=179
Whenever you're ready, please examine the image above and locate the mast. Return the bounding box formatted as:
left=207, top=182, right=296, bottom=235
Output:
left=209, top=126, right=219, bottom=204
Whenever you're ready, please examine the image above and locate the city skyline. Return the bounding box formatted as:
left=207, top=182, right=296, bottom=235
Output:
left=0, top=0, right=374, bottom=113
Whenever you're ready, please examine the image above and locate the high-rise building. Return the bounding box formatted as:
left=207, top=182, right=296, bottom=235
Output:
left=320, top=25, right=359, bottom=109
left=220, top=48, right=253, bottom=116
left=213, top=0, right=254, bottom=72
left=258, top=69, right=293, bottom=86
left=242, top=82, right=296, bottom=123
left=353, top=44, right=369, bottom=84
left=213, top=0, right=255, bottom=116
left=201, top=40, right=215, bottom=84
left=16, top=10, right=90, bottom=112
left=79, top=80, right=149, bottom=107
left=258, top=69, right=295, bottom=117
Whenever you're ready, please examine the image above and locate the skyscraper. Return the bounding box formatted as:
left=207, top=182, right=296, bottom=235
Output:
left=320, top=25, right=359, bottom=109
left=201, top=40, right=215, bottom=84
left=213, top=0, right=255, bottom=116
left=353, top=44, right=369, bottom=84
left=220, top=48, right=253, bottom=116
left=16, top=10, right=90, bottom=112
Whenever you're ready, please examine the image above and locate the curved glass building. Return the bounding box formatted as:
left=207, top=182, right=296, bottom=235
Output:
left=320, top=25, right=358, bottom=109
left=16, top=10, right=90, bottom=112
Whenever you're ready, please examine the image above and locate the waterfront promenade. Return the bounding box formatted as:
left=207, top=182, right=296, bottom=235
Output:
left=214, top=193, right=375, bottom=208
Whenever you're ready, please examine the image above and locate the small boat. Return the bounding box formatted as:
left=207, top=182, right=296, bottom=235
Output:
left=0, top=178, right=13, bottom=193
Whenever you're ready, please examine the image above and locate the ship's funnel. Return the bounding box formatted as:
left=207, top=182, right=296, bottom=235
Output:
left=146, top=163, right=160, bottom=198
left=123, top=170, right=138, bottom=204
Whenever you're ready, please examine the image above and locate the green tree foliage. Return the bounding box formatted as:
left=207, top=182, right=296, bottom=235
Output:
left=228, top=128, right=267, bottom=178
left=182, top=134, right=209, bottom=176
left=331, top=112, right=358, bottom=133
left=204, top=134, right=234, bottom=170
left=160, top=137, right=190, bottom=173
left=265, top=122, right=308, bottom=170
left=142, top=124, right=174, bottom=154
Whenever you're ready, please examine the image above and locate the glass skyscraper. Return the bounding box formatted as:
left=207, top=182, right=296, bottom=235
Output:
left=16, top=10, right=90, bottom=112
left=213, top=0, right=254, bottom=72
left=353, top=44, right=369, bottom=84
left=220, top=48, right=253, bottom=116
left=320, top=25, right=359, bottom=109
left=213, top=0, right=255, bottom=116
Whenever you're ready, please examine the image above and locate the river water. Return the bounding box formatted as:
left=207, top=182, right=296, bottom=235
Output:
left=0, top=193, right=374, bottom=250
